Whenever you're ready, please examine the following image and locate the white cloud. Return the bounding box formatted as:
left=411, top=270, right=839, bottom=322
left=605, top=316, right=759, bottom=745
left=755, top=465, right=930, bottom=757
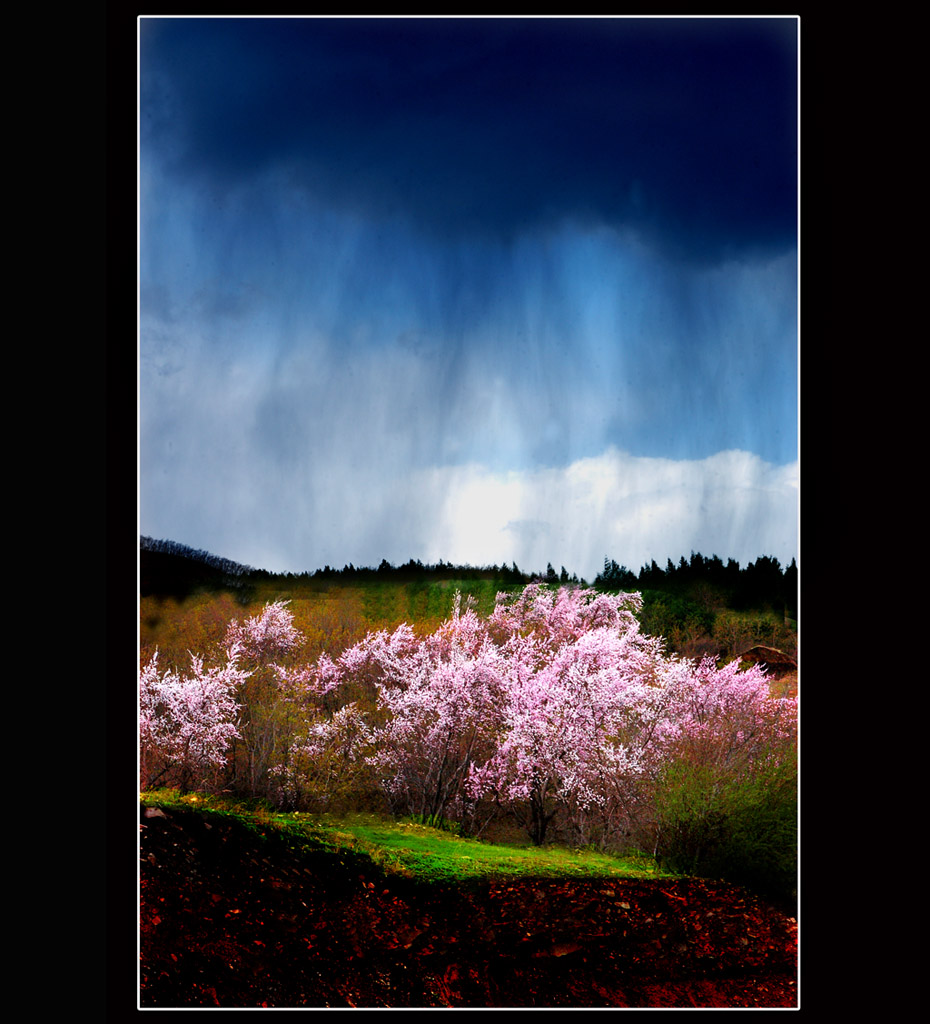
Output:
left=403, top=448, right=798, bottom=578
left=140, top=418, right=798, bottom=579
left=138, top=208, right=797, bottom=580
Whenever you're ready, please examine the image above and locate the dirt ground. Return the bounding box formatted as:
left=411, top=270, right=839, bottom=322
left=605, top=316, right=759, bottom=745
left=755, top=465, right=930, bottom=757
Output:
left=139, top=804, right=798, bottom=1009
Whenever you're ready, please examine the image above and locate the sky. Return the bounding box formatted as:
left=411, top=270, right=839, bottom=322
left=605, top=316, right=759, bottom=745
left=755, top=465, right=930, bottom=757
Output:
left=139, top=15, right=799, bottom=581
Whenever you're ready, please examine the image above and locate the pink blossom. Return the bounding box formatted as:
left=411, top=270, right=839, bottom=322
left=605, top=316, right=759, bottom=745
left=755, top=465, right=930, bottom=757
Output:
left=224, top=600, right=304, bottom=663
left=139, top=649, right=247, bottom=789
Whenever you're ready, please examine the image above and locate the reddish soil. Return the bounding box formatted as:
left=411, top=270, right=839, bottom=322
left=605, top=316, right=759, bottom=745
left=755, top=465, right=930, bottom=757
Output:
left=139, top=804, right=798, bottom=1009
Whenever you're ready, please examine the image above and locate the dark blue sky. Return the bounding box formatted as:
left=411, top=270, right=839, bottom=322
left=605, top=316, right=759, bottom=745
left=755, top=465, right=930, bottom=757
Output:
left=139, top=16, right=799, bottom=577
left=142, top=17, right=796, bottom=259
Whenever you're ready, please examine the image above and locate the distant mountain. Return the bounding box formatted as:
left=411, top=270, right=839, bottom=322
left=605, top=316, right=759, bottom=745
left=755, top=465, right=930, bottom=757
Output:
left=139, top=537, right=255, bottom=599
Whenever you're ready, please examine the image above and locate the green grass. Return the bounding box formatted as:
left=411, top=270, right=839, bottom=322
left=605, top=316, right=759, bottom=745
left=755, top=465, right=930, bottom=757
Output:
left=141, top=789, right=670, bottom=885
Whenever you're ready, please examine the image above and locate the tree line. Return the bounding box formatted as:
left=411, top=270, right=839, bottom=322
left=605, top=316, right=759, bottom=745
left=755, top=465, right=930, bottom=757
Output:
left=596, top=552, right=798, bottom=619
left=140, top=536, right=797, bottom=618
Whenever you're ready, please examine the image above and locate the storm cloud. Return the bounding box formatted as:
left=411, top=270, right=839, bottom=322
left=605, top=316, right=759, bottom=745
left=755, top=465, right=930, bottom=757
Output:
left=139, top=16, right=799, bottom=579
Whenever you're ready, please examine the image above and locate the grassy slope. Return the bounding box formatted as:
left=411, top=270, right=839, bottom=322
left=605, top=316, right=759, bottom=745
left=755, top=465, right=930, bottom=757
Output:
left=141, top=789, right=671, bottom=887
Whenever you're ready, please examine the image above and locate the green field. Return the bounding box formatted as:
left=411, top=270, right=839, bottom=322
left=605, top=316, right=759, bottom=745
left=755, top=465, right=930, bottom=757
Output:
left=141, top=789, right=671, bottom=886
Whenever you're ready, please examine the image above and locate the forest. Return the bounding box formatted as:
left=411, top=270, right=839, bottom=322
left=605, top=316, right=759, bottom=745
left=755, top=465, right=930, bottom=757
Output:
left=139, top=538, right=798, bottom=906
left=140, top=535, right=797, bottom=608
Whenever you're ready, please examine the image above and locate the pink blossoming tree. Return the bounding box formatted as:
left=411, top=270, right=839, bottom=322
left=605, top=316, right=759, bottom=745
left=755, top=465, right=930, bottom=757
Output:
left=139, top=650, right=247, bottom=792
left=333, top=595, right=507, bottom=826
left=220, top=601, right=308, bottom=796
left=265, top=652, right=371, bottom=811
left=139, top=585, right=796, bottom=892
left=466, top=585, right=673, bottom=844
left=324, top=584, right=796, bottom=848
left=223, top=600, right=304, bottom=664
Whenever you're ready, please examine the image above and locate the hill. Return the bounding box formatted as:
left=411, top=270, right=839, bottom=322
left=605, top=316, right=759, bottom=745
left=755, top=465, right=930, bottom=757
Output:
left=139, top=538, right=797, bottom=666
left=140, top=801, right=798, bottom=1008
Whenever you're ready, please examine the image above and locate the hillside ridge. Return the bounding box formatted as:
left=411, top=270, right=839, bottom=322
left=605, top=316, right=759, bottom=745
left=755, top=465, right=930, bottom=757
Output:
left=140, top=802, right=798, bottom=1008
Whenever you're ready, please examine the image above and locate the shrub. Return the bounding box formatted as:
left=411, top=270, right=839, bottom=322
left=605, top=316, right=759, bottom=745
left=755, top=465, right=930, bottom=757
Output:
left=653, top=744, right=797, bottom=909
